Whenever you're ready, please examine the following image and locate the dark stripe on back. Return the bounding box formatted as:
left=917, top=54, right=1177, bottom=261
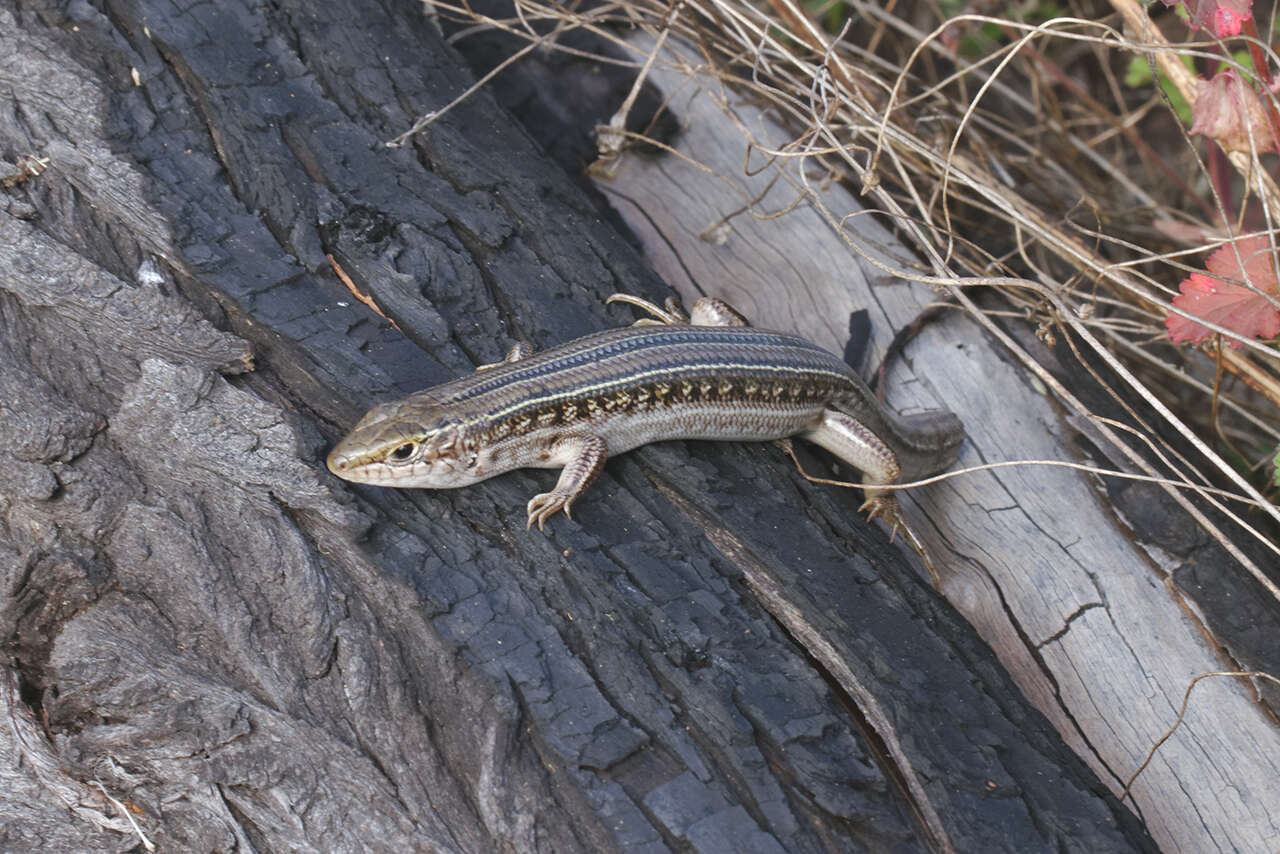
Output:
left=444, top=326, right=846, bottom=405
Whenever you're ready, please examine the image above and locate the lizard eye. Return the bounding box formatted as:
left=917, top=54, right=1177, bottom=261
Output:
left=389, top=442, right=417, bottom=462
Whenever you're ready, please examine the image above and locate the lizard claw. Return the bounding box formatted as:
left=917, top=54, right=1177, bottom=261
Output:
left=859, top=495, right=900, bottom=529
left=526, top=491, right=575, bottom=531
left=860, top=494, right=941, bottom=588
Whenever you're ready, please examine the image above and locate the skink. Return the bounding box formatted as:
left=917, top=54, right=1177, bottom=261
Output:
left=327, top=294, right=964, bottom=545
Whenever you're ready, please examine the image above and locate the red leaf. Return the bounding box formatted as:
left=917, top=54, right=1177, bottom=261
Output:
left=1190, top=69, right=1276, bottom=154
left=1166, top=236, right=1280, bottom=347
left=1167, top=0, right=1254, bottom=37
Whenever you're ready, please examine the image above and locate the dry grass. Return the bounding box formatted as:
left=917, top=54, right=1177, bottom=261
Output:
left=413, top=0, right=1280, bottom=595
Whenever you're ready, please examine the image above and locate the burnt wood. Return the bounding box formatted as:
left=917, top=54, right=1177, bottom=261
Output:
left=0, top=1, right=1155, bottom=852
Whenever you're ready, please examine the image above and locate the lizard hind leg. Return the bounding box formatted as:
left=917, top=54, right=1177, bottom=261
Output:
left=802, top=408, right=942, bottom=586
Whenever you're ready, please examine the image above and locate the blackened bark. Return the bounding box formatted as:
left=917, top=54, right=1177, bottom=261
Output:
left=0, top=1, right=1154, bottom=852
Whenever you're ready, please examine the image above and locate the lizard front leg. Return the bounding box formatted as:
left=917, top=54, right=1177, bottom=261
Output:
left=606, top=293, right=750, bottom=327
left=526, top=434, right=608, bottom=530
left=476, top=341, right=535, bottom=371
left=687, top=297, right=749, bottom=327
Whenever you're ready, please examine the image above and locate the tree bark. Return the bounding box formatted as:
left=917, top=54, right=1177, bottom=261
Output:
left=1, top=1, right=1159, bottom=852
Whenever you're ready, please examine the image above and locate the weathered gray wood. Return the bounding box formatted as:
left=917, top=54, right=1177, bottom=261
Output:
left=594, top=35, right=1280, bottom=854
left=1, top=1, right=1158, bottom=852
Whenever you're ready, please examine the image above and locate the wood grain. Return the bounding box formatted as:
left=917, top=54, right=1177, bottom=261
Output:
left=598, top=36, right=1280, bottom=854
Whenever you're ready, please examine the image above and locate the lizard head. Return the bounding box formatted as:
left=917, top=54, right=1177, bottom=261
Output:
left=326, top=395, right=473, bottom=488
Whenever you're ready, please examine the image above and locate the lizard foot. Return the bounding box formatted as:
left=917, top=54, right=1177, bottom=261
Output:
left=606, top=293, right=689, bottom=325
left=606, top=293, right=751, bottom=328
left=526, top=490, right=577, bottom=531
left=859, top=494, right=941, bottom=588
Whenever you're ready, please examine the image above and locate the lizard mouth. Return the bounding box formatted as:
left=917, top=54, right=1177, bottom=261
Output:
left=326, top=433, right=472, bottom=488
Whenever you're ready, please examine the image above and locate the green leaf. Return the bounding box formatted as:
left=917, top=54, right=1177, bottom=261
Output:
left=1124, top=55, right=1194, bottom=124
left=1223, top=49, right=1258, bottom=84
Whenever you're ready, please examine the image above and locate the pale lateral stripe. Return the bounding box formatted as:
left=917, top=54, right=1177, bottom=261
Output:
left=451, top=327, right=832, bottom=402
left=461, top=360, right=851, bottom=431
